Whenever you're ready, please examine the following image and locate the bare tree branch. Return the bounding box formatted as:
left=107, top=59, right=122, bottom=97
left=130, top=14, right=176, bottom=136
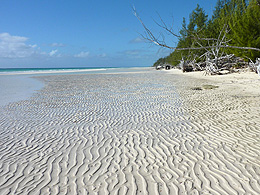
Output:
left=133, top=7, right=260, bottom=52
left=153, top=12, right=182, bottom=38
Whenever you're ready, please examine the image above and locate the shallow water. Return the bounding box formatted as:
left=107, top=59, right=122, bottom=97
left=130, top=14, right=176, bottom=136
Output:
left=0, top=75, right=44, bottom=106
left=0, top=67, right=152, bottom=107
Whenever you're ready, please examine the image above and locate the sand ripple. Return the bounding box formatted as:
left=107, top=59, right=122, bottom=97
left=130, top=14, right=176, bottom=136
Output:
left=0, top=71, right=260, bottom=194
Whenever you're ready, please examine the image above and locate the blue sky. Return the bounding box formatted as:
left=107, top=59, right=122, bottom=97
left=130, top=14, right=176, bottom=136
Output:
left=0, top=0, right=217, bottom=68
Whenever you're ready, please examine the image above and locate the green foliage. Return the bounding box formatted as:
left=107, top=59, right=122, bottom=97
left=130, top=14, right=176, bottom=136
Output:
left=154, top=0, right=260, bottom=66
left=212, top=0, right=226, bottom=20
left=153, top=57, right=167, bottom=67
left=160, top=5, right=209, bottom=66
left=228, top=0, right=260, bottom=60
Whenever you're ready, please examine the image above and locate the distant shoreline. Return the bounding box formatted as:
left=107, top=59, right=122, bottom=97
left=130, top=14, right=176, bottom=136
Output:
left=165, top=68, right=260, bottom=97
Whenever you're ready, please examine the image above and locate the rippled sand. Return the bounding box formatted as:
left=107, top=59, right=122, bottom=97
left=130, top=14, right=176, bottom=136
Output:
left=0, top=70, right=260, bottom=194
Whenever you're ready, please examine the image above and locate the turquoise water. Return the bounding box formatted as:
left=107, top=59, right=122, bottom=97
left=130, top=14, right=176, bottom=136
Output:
left=0, top=67, right=110, bottom=75
left=0, top=67, right=151, bottom=75
left=0, top=67, right=109, bottom=106
left=0, top=67, right=109, bottom=72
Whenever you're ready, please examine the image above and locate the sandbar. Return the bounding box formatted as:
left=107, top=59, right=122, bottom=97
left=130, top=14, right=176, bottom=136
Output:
left=0, top=68, right=259, bottom=194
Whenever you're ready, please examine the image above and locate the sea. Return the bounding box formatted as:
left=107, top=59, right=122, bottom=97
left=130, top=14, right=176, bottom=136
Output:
left=0, top=67, right=151, bottom=106
left=0, top=67, right=111, bottom=75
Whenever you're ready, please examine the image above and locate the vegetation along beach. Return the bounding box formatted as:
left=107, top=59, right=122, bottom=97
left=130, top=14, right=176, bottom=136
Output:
left=0, top=0, right=260, bottom=194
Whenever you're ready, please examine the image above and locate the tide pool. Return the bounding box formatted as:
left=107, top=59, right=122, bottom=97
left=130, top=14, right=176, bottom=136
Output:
left=0, top=75, right=44, bottom=107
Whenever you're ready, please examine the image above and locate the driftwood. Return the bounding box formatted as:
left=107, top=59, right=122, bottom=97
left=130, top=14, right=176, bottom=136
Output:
left=180, top=60, right=193, bottom=72
left=251, top=58, right=260, bottom=77
left=178, top=54, right=252, bottom=75
left=257, top=59, right=260, bottom=76
left=155, top=63, right=174, bottom=70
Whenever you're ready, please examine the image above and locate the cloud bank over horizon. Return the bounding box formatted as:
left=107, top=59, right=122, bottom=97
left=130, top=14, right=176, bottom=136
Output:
left=0, top=32, right=164, bottom=68
left=0, top=33, right=37, bottom=58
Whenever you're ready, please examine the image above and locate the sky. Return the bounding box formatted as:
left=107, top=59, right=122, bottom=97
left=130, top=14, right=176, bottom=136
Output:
left=0, top=0, right=218, bottom=68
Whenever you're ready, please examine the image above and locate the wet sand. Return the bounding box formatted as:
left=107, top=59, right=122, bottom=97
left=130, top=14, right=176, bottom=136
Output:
left=0, top=69, right=260, bottom=194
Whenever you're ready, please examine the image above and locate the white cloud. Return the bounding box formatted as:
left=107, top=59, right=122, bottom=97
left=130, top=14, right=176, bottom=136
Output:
left=125, top=50, right=141, bottom=55
left=0, top=33, right=28, bottom=42
left=74, top=51, right=90, bottom=58
left=129, top=37, right=145, bottom=44
left=50, top=43, right=65, bottom=47
left=0, top=33, right=37, bottom=58
left=98, top=53, right=107, bottom=58
left=49, top=49, right=58, bottom=56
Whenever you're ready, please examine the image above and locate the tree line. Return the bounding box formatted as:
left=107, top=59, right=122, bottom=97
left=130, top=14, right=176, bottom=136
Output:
left=153, top=0, right=260, bottom=67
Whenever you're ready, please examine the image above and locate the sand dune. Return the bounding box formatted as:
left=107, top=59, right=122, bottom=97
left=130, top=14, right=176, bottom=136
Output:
left=0, top=70, right=260, bottom=194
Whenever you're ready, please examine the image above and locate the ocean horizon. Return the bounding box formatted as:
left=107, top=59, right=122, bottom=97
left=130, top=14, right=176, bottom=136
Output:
left=0, top=66, right=151, bottom=75
left=0, top=67, right=113, bottom=72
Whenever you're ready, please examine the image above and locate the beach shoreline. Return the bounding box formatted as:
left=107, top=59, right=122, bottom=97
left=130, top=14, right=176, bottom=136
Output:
left=166, top=68, right=260, bottom=96
left=0, top=68, right=260, bottom=194
left=0, top=67, right=152, bottom=107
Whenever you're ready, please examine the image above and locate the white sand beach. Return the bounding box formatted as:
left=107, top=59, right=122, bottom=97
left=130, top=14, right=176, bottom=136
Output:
left=0, top=68, right=260, bottom=194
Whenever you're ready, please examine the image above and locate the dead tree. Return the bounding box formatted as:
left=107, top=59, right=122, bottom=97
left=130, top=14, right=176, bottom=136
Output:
left=257, top=59, right=260, bottom=77
left=248, top=58, right=260, bottom=76
left=133, top=8, right=260, bottom=74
